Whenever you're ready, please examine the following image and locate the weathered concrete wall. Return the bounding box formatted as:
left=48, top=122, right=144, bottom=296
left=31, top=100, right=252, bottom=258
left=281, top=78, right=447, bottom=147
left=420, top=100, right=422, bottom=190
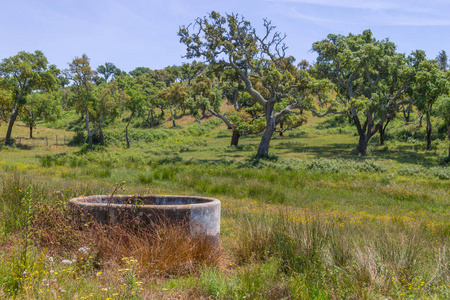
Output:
left=69, top=195, right=221, bottom=239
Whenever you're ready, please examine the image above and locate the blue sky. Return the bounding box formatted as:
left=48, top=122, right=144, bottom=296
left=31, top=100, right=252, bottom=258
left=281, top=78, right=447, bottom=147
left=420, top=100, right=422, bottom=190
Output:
left=1, top=0, right=449, bottom=72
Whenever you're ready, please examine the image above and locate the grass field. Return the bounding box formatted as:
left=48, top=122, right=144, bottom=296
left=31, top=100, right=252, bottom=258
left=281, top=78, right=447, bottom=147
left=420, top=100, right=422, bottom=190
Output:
left=0, top=113, right=449, bottom=299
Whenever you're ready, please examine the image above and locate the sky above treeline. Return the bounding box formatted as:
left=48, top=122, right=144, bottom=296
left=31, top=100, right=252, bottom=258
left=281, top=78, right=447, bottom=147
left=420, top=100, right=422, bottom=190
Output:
left=1, top=0, right=449, bottom=73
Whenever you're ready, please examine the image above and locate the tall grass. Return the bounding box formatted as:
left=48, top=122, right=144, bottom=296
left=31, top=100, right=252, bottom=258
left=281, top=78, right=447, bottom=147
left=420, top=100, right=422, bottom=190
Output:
left=219, top=209, right=450, bottom=299
left=0, top=172, right=223, bottom=299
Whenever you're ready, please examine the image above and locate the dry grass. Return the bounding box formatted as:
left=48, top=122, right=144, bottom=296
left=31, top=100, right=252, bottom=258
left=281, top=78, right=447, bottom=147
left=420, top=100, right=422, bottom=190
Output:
left=31, top=204, right=224, bottom=278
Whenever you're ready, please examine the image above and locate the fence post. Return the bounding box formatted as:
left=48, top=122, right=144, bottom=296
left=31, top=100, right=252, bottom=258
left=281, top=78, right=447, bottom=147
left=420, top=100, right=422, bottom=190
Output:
left=46, top=136, right=48, bottom=146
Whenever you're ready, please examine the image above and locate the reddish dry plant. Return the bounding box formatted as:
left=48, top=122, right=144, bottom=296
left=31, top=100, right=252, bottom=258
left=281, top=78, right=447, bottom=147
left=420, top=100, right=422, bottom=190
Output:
left=31, top=203, right=224, bottom=276
left=90, top=220, right=224, bottom=276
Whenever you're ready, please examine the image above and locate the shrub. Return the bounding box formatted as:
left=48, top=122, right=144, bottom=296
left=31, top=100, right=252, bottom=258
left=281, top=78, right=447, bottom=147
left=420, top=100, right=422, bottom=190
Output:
left=68, top=131, right=87, bottom=146
left=76, top=144, right=106, bottom=155
left=182, top=118, right=222, bottom=137
left=138, top=172, right=154, bottom=185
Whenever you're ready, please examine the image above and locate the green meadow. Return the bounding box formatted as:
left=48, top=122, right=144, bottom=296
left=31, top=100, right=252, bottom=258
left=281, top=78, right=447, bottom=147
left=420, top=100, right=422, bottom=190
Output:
left=0, top=112, right=449, bottom=299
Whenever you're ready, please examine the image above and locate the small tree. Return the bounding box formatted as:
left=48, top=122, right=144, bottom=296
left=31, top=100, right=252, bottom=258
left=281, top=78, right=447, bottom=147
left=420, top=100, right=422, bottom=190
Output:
left=412, top=58, right=449, bottom=150
left=0, top=50, right=59, bottom=145
left=95, top=62, right=125, bottom=85
left=92, top=81, right=127, bottom=145
left=21, top=92, right=61, bottom=138
left=68, top=54, right=97, bottom=149
left=312, top=30, right=416, bottom=155
left=436, top=50, right=448, bottom=72
left=132, top=73, right=166, bottom=127
left=187, top=73, right=221, bottom=122
left=157, top=83, right=189, bottom=127
left=179, top=61, right=205, bottom=85
left=117, top=76, right=146, bottom=148
left=435, top=95, right=450, bottom=157
left=0, top=84, right=12, bottom=125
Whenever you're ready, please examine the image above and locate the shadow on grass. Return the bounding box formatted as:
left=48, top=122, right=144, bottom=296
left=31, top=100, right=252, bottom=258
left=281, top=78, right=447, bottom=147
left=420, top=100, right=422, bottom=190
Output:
left=274, top=142, right=358, bottom=160
left=371, top=146, right=438, bottom=166
left=272, top=137, right=440, bottom=166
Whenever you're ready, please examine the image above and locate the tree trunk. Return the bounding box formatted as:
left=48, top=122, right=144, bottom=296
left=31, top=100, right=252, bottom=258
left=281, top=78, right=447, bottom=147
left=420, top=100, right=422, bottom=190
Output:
left=447, top=124, right=450, bottom=157
left=279, top=121, right=284, bottom=137
left=351, top=108, right=367, bottom=155
left=231, top=127, right=240, bottom=147
left=170, top=105, right=176, bottom=127
left=125, top=124, right=130, bottom=149
left=125, top=112, right=134, bottom=149
left=85, top=110, right=93, bottom=150
left=357, top=134, right=369, bottom=155
left=257, top=126, right=276, bottom=156
left=5, top=104, right=19, bottom=145
left=426, top=112, right=432, bottom=150
left=88, top=134, right=93, bottom=150
left=29, top=125, right=33, bottom=139
left=379, top=127, right=385, bottom=146
left=257, top=102, right=276, bottom=156
left=379, top=119, right=390, bottom=146
left=402, top=103, right=411, bottom=123
left=99, top=127, right=105, bottom=146
left=145, top=110, right=154, bottom=127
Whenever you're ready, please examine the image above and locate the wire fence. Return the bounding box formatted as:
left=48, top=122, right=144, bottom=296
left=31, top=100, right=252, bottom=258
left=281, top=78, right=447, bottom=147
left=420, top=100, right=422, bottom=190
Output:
left=4, top=136, right=71, bottom=148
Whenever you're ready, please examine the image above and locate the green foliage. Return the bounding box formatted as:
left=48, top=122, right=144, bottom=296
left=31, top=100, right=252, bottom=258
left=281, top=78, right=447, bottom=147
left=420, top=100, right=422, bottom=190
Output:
left=68, top=131, right=88, bottom=146
left=413, top=59, right=449, bottom=114
left=0, top=85, right=13, bottom=124
left=103, top=128, right=176, bottom=145
left=0, top=50, right=59, bottom=144
left=435, top=95, right=450, bottom=130
left=312, top=30, right=420, bottom=154
left=21, top=91, right=62, bottom=134
left=181, top=117, right=222, bottom=136
left=0, top=176, right=47, bottom=237
left=76, top=144, right=106, bottom=155
left=180, top=12, right=318, bottom=155
left=137, top=172, right=153, bottom=185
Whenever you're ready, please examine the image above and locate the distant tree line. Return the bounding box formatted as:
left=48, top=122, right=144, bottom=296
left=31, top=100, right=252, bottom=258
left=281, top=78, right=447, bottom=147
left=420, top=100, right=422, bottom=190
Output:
left=1, top=11, right=450, bottom=158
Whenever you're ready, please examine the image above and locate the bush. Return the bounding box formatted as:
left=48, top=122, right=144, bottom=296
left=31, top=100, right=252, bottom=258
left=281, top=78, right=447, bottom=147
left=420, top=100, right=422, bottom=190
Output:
left=68, top=131, right=87, bottom=146
left=39, top=154, right=68, bottom=168
left=103, top=128, right=176, bottom=146
left=182, top=118, right=222, bottom=137
left=76, top=144, right=106, bottom=155
left=138, top=172, right=154, bottom=184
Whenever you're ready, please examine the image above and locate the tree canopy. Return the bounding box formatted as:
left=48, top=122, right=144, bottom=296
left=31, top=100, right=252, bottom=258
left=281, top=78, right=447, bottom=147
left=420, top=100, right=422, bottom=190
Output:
left=0, top=50, right=59, bottom=145
left=179, top=11, right=316, bottom=155
left=312, top=30, right=418, bottom=154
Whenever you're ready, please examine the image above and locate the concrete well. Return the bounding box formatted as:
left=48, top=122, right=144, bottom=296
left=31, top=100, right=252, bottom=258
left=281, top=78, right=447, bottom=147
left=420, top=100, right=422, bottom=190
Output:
left=69, top=195, right=220, bottom=239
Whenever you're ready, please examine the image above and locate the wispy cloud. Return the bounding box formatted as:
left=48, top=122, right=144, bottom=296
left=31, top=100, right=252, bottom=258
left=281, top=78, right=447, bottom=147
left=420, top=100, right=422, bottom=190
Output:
left=266, top=0, right=400, bottom=10
left=285, top=8, right=336, bottom=23
left=268, top=0, right=450, bottom=26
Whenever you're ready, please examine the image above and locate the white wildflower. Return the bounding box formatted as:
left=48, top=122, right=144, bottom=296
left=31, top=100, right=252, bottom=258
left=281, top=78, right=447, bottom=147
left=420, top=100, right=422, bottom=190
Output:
left=78, top=246, right=90, bottom=254
left=61, top=260, right=73, bottom=264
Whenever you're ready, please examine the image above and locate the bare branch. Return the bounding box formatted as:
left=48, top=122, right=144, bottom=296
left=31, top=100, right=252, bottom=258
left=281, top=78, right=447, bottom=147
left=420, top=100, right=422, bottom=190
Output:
left=310, top=108, right=347, bottom=118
